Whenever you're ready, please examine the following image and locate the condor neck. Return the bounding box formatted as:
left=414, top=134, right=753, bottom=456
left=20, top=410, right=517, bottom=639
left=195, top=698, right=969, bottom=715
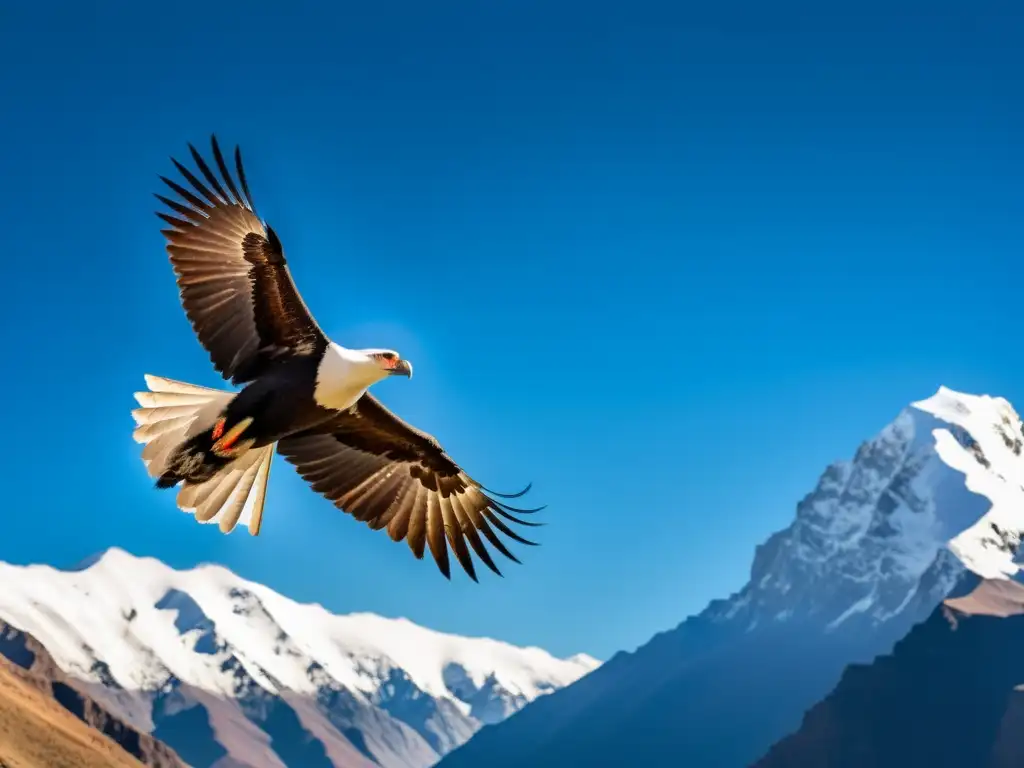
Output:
left=313, top=343, right=377, bottom=411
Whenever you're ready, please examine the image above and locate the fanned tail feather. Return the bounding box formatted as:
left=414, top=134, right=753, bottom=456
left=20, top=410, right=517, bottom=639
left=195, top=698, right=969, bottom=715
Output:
left=176, top=443, right=273, bottom=535
left=132, top=374, right=272, bottom=535
left=132, top=375, right=233, bottom=477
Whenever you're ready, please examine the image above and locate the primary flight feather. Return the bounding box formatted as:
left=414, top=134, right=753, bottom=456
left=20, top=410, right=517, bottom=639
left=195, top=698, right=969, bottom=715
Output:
left=132, top=135, right=542, bottom=581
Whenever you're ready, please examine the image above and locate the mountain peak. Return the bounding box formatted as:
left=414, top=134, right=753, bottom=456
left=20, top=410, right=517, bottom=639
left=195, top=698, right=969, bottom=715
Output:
left=727, top=384, right=1024, bottom=633
left=704, top=392, right=988, bottom=632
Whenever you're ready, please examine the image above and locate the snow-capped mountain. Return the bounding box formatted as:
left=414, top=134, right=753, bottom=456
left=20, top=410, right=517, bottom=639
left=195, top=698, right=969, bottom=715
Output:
left=438, top=387, right=1005, bottom=768
left=0, top=549, right=598, bottom=768
left=753, top=389, right=1024, bottom=768
left=701, top=394, right=988, bottom=634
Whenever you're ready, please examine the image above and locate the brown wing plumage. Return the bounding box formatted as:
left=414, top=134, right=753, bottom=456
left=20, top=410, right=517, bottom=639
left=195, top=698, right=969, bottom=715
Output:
left=277, top=394, right=543, bottom=581
left=156, top=136, right=327, bottom=384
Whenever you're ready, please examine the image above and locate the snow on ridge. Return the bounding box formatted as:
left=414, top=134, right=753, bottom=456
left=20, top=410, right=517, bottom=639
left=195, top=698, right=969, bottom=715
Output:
left=0, top=546, right=597, bottom=708
left=708, top=395, right=992, bottom=633
left=912, top=386, right=1024, bottom=581
left=567, top=652, right=601, bottom=668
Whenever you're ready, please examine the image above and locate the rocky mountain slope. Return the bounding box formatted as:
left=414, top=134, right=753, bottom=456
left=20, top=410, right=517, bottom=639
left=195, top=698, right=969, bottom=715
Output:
left=753, top=577, right=1024, bottom=768
left=0, top=549, right=597, bottom=768
left=439, top=387, right=999, bottom=768
left=0, top=621, right=182, bottom=768
left=754, top=388, right=1024, bottom=767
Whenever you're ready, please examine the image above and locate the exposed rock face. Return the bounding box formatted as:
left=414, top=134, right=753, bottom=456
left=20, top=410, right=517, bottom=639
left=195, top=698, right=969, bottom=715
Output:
left=754, top=578, right=1024, bottom=768
left=0, top=621, right=184, bottom=768
left=439, top=393, right=998, bottom=768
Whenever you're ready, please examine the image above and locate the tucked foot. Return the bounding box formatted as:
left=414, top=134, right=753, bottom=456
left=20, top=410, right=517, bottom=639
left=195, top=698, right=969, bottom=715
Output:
left=211, top=417, right=255, bottom=459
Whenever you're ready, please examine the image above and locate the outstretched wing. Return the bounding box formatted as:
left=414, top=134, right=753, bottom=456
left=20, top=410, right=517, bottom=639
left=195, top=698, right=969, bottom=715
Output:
left=277, top=394, right=543, bottom=581
left=156, top=135, right=327, bottom=384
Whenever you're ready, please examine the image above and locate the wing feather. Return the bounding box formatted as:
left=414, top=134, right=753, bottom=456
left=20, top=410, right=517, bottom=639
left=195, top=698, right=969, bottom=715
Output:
left=425, top=493, right=450, bottom=579
left=277, top=394, right=542, bottom=580
left=156, top=135, right=327, bottom=384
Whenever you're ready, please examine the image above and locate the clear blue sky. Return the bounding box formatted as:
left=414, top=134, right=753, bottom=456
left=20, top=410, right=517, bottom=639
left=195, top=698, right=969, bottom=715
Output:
left=0, top=0, right=1021, bottom=660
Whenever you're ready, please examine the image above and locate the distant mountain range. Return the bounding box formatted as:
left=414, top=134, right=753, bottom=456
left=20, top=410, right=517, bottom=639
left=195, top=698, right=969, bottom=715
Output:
left=0, top=549, right=597, bottom=768
left=438, top=387, right=1019, bottom=768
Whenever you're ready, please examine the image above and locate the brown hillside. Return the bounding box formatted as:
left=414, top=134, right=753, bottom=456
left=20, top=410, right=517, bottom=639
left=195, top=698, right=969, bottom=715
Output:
left=0, top=621, right=184, bottom=768
left=0, top=651, right=148, bottom=768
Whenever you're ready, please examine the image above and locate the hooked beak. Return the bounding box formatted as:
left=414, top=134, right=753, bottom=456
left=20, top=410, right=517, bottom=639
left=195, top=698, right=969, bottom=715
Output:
left=388, top=359, right=413, bottom=378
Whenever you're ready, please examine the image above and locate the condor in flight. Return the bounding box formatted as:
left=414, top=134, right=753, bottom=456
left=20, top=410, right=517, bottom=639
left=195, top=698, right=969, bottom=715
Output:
left=132, top=136, right=541, bottom=580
